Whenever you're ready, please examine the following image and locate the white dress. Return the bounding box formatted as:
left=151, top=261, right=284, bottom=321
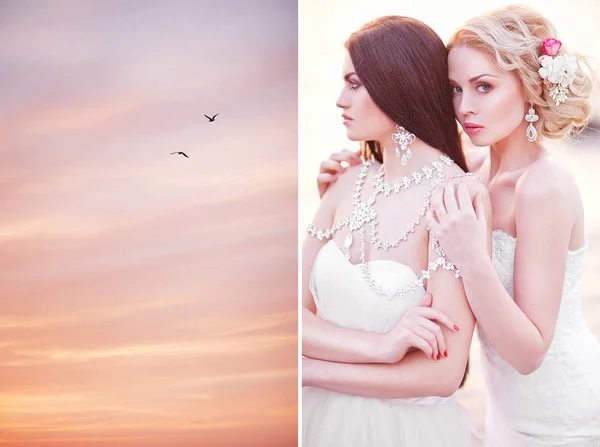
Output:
left=302, top=240, right=472, bottom=447
left=481, top=230, right=600, bottom=446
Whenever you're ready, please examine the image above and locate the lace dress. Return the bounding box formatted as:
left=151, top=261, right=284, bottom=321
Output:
left=480, top=230, right=600, bottom=446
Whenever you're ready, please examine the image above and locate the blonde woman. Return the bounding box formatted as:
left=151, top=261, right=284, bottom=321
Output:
left=314, top=5, right=600, bottom=446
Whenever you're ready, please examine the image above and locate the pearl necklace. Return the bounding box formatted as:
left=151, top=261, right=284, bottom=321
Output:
left=307, top=156, right=483, bottom=300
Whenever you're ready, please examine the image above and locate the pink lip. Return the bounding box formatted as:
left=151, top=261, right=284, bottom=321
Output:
left=463, top=122, right=483, bottom=136
left=342, top=114, right=353, bottom=125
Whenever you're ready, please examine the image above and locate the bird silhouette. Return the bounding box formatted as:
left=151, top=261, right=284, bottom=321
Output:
left=204, top=113, right=219, bottom=122
left=170, top=151, right=189, bottom=158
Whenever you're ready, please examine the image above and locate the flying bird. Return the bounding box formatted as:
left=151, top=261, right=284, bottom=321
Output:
left=170, top=151, right=189, bottom=158
left=204, top=113, right=219, bottom=122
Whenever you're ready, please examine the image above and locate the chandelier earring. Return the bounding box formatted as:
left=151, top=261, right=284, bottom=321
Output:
left=525, top=102, right=539, bottom=142
left=392, top=125, right=416, bottom=166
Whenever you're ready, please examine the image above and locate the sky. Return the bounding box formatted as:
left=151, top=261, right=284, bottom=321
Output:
left=299, top=0, right=600, bottom=425
left=0, top=1, right=298, bottom=446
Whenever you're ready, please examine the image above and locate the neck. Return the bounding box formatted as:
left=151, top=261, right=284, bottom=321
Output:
left=488, top=120, right=543, bottom=181
left=379, top=135, right=441, bottom=181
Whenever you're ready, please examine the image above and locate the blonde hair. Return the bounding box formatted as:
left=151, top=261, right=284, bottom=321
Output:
left=448, top=4, right=596, bottom=140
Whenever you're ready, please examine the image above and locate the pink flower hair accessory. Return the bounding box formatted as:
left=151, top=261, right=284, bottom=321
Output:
left=537, top=38, right=578, bottom=105
left=542, top=38, right=562, bottom=56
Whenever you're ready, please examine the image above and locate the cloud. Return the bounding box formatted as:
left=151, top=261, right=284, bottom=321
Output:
left=0, top=0, right=298, bottom=445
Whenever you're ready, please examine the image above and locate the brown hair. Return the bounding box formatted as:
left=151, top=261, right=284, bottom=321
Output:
left=346, top=16, right=467, bottom=171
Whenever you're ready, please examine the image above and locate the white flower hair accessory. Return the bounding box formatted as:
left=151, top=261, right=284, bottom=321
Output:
left=537, top=38, right=578, bottom=106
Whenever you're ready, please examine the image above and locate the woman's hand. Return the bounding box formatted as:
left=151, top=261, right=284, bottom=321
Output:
left=317, top=149, right=362, bottom=198
left=427, top=180, right=489, bottom=276
left=381, top=292, right=459, bottom=363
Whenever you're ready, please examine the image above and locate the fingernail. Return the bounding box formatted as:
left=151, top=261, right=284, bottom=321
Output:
left=436, top=353, right=441, bottom=360
left=444, top=350, right=448, bottom=357
left=453, top=325, right=460, bottom=331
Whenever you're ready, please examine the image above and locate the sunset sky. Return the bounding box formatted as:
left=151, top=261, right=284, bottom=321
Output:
left=0, top=1, right=297, bottom=446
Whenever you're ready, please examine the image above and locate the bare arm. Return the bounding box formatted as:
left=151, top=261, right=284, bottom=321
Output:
left=302, top=222, right=481, bottom=399
left=458, top=167, right=574, bottom=374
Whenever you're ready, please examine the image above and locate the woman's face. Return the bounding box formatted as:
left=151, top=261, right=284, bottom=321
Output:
left=448, top=45, right=529, bottom=147
left=336, top=52, right=396, bottom=143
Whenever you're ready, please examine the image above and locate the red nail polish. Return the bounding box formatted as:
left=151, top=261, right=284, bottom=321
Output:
left=436, top=353, right=441, bottom=360
left=453, top=325, right=460, bottom=331
left=444, top=350, right=448, bottom=357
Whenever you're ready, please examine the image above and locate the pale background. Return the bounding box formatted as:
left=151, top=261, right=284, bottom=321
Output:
left=300, top=0, right=600, bottom=427
left=0, top=1, right=297, bottom=446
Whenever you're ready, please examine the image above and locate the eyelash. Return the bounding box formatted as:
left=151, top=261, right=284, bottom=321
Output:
left=451, top=83, right=493, bottom=94
left=350, top=82, right=360, bottom=90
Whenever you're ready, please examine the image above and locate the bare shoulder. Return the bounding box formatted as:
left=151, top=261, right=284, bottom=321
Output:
left=516, top=158, right=578, bottom=202
left=515, top=158, right=580, bottom=217
left=322, top=161, right=374, bottom=204
left=444, top=162, right=488, bottom=199
left=444, top=162, right=466, bottom=177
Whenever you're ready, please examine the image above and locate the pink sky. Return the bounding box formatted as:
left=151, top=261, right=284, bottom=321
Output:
left=0, top=1, right=297, bottom=446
